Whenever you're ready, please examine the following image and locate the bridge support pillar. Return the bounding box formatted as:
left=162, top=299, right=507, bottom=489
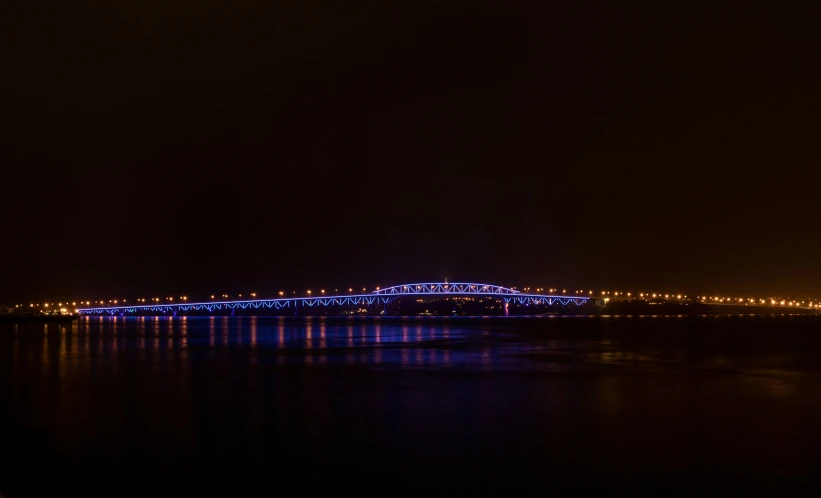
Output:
left=504, top=301, right=509, bottom=317
left=230, top=309, right=235, bottom=317
left=383, top=302, right=388, bottom=316
left=173, top=311, right=177, bottom=317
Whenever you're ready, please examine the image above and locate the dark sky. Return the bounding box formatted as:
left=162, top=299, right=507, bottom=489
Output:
left=2, top=1, right=819, bottom=302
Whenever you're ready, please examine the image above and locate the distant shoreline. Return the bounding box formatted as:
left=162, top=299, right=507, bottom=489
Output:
left=600, top=301, right=818, bottom=315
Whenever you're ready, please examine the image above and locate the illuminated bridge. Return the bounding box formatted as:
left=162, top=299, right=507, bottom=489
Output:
left=76, top=282, right=592, bottom=316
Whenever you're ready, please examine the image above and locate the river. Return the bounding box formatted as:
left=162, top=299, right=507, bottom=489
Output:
left=2, top=315, right=820, bottom=497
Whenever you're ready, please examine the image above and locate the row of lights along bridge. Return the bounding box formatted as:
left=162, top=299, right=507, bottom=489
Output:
left=6, top=287, right=820, bottom=312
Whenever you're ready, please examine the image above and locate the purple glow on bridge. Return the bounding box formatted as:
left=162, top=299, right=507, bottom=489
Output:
left=75, top=282, right=590, bottom=315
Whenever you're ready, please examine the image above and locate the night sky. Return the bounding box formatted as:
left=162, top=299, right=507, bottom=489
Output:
left=2, top=1, right=819, bottom=302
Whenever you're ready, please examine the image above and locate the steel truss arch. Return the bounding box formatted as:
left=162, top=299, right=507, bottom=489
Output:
left=77, top=282, right=589, bottom=315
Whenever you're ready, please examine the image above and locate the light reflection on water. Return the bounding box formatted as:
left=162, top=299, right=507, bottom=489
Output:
left=2, top=315, right=821, bottom=496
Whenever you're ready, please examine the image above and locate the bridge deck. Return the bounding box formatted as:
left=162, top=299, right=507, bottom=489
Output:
left=76, top=282, right=591, bottom=315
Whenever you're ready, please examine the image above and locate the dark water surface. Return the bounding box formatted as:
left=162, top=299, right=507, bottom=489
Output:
left=2, top=315, right=821, bottom=497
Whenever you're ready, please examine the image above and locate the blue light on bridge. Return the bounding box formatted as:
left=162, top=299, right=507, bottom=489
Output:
left=76, top=282, right=590, bottom=316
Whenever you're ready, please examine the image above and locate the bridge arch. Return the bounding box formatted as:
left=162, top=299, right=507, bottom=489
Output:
left=76, top=282, right=589, bottom=315
left=373, top=283, right=519, bottom=296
